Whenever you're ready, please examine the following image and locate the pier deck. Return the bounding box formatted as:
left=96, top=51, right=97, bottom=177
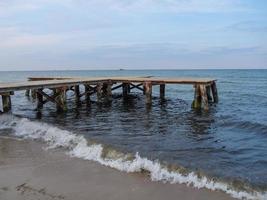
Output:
left=0, top=76, right=218, bottom=112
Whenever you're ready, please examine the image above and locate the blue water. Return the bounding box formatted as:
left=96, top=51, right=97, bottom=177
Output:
left=0, top=69, right=267, bottom=193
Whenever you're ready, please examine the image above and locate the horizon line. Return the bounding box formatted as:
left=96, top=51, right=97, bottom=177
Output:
left=0, top=67, right=267, bottom=72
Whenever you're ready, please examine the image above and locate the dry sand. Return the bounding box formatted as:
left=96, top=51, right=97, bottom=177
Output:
left=0, top=137, right=235, bottom=200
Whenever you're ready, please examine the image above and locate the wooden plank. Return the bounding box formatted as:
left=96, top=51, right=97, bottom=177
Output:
left=0, top=77, right=216, bottom=94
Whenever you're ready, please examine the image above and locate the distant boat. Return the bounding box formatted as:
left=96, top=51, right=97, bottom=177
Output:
left=119, top=69, right=125, bottom=71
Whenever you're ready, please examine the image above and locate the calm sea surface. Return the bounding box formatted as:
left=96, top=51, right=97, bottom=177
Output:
left=0, top=69, right=267, bottom=194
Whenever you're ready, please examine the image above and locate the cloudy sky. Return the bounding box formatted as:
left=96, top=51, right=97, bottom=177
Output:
left=0, top=0, right=266, bottom=70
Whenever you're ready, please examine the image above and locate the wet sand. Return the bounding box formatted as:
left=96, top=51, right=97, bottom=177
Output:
left=0, top=137, right=235, bottom=200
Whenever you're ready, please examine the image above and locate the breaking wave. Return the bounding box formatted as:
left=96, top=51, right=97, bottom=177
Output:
left=0, top=114, right=266, bottom=200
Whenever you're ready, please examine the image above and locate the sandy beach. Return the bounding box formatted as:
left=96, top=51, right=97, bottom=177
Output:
left=0, top=137, right=235, bottom=200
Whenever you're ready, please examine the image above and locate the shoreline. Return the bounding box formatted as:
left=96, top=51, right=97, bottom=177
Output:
left=0, top=137, right=235, bottom=200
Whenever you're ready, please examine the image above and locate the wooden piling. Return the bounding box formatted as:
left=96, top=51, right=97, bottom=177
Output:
left=122, top=83, right=129, bottom=97
left=160, top=84, right=165, bottom=99
left=211, top=81, right=218, bottom=103
left=144, top=81, right=152, bottom=104
left=74, top=85, right=80, bottom=102
left=1, top=94, right=11, bottom=112
left=31, top=89, right=37, bottom=99
left=192, top=84, right=202, bottom=109
left=199, top=85, right=209, bottom=111
left=106, top=82, right=112, bottom=101
left=55, top=88, right=67, bottom=111
left=143, top=83, right=146, bottom=95
left=97, top=83, right=103, bottom=102
left=25, top=89, right=30, bottom=96
left=36, top=89, right=43, bottom=109
left=127, top=84, right=131, bottom=94
left=84, top=84, right=91, bottom=104
left=206, top=85, right=213, bottom=102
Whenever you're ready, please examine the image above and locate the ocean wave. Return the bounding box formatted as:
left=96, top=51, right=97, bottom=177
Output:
left=0, top=114, right=266, bottom=200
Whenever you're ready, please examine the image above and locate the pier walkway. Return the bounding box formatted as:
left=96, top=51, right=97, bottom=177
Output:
left=0, top=76, right=218, bottom=112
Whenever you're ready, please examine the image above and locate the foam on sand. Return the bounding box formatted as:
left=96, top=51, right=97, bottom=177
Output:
left=0, top=114, right=266, bottom=200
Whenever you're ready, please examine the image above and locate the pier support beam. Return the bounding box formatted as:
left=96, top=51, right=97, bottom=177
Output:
left=101, top=82, right=113, bottom=102
left=31, top=89, right=37, bottom=99
left=25, top=89, right=30, bottom=96
left=143, top=83, right=146, bottom=95
left=200, top=85, right=209, bottom=111
left=192, top=85, right=202, bottom=109
left=97, top=83, right=103, bottom=102
left=122, top=83, right=130, bottom=97
left=160, top=84, right=165, bottom=100
left=192, top=84, right=209, bottom=111
left=1, top=93, right=12, bottom=112
left=144, top=81, right=152, bottom=104
left=36, top=89, right=44, bottom=109
left=84, top=84, right=91, bottom=105
left=106, top=82, right=113, bottom=101
left=55, top=88, right=67, bottom=111
left=74, top=85, right=80, bottom=103
left=206, top=85, right=213, bottom=102
left=211, top=81, right=218, bottom=103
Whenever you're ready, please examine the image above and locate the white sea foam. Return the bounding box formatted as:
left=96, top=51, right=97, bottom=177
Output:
left=0, top=114, right=266, bottom=200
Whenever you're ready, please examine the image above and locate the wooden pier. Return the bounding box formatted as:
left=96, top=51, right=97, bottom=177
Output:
left=0, top=76, right=218, bottom=112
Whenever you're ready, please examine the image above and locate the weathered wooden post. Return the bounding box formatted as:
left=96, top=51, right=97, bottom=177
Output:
left=122, top=83, right=129, bottom=98
left=97, top=83, right=103, bottom=102
left=25, top=89, right=30, bottom=96
left=84, top=84, right=91, bottom=104
left=199, top=85, right=209, bottom=111
left=144, top=81, right=152, bottom=104
left=206, top=85, right=213, bottom=102
left=211, top=81, right=218, bottom=103
left=74, top=85, right=80, bottom=102
left=143, top=83, right=146, bottom=95
left=106, top=81, right=112, bottom=101
left=36, top=89, right=43, bottom=109
left=55, top=87, right=67, bottom=111
left=1, top=93, right=12, bottom=112
left=127, top=83, right=131, bottom=94
left=192, top=84, right=202, bottom=109
left=160, top=84, right=165, bottom=100
left=31, top=89, right=37, bottom=99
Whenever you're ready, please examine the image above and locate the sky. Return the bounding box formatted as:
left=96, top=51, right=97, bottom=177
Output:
left=0, top=0, right=266, bottom=71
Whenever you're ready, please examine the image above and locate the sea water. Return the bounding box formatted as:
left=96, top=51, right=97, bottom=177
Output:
left=0, top=69, right=266, bottom=199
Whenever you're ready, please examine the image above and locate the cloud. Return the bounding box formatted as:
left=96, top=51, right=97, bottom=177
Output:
left=0, top=42, right=266, bottom=70
left=0, top=25, right=71, bottom=48
left=201, top=46, right=261, bottom=55
left=228, top=21, right=267, bottom=32
left=0, top=0, right=246, bottom=15
left=68, top=0, right=246, bottom=13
